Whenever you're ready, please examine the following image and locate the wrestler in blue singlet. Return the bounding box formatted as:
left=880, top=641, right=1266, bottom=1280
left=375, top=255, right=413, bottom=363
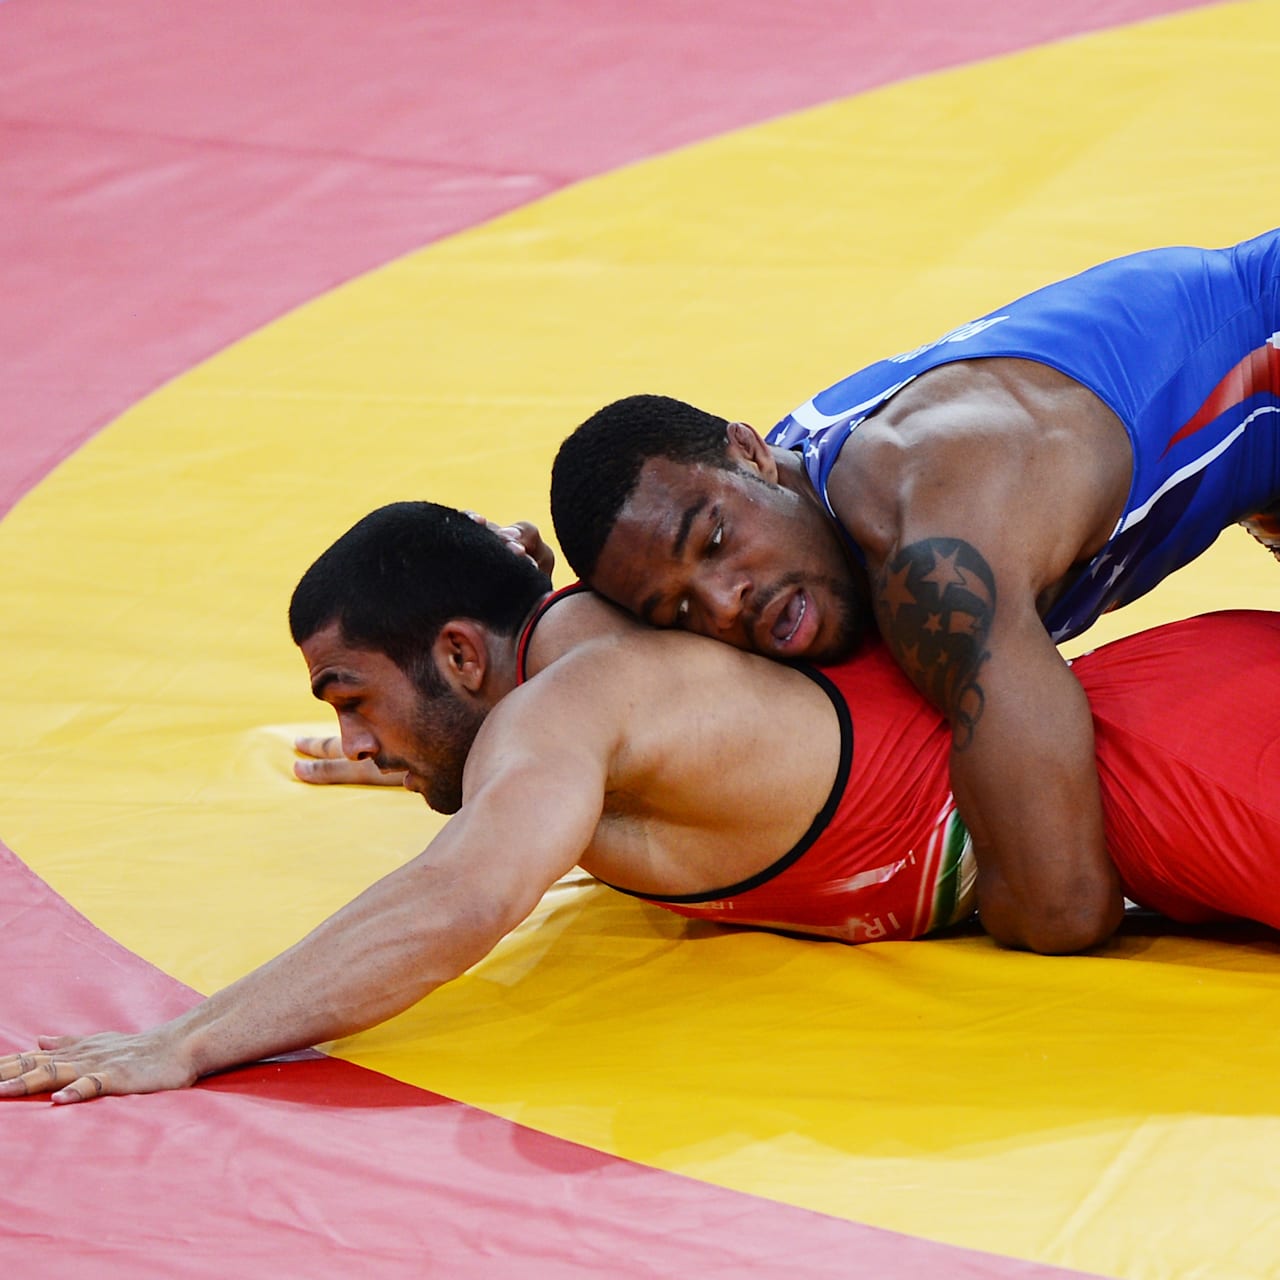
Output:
left=768, top=228, right=1280, bottom=641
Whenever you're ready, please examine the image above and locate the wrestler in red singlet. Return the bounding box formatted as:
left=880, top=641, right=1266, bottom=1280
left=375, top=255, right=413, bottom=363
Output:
left=1081, top=609, right=1280, bottom=928
left=521, top=596, right=1280, bottom=943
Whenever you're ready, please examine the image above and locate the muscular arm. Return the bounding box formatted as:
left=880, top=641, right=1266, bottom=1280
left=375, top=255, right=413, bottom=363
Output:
left=829, top=371, right=1129, bottom=953
left=0, top=683, right=610, bottom=1103
left=872, top=537, right=1123, bottom=952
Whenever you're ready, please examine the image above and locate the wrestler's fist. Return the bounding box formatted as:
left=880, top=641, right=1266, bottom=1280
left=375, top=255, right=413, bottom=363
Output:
left=464, top=512, right=555, bottom=577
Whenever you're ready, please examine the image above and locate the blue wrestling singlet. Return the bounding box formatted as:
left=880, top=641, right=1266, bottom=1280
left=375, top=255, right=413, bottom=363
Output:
left=768, top=228, right=1280, bottom=641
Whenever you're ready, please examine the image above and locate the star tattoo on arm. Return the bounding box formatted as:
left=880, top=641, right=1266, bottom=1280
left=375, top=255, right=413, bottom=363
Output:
left=873, top=537, right=996, bottom=750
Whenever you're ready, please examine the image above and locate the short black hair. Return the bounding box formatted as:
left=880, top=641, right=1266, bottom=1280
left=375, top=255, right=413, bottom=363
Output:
left=289, top=502, right=551, bottom=692
left=550, top=394, right=731, bottom=580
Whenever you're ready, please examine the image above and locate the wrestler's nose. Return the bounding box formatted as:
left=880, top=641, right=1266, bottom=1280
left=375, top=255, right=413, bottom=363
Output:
left=339, top=717, right=378, bottom=762
left=702, top=573, right=751, bottom=636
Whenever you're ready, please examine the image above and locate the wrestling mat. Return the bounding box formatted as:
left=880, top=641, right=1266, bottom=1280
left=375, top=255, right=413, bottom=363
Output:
left=3, top=1, right=1278, bottom=1275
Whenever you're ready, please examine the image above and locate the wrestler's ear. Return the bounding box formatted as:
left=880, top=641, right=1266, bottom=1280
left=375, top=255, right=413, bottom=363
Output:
left=725, top=421, right=779, bottom=484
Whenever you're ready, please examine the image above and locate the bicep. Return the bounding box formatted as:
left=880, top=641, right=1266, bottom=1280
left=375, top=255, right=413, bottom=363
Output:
left=834, top=421, right=1064, bottom=728
left=870, top=534, right=997, bottom=740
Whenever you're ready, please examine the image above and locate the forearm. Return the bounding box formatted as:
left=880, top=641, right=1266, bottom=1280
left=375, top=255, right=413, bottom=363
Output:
left=0, top=851, right=506, bottom=1104
left=1, top=722, right=605, bottom=1105
left=174, top=757, right=594, bottom=1077
left=175, top=858, right=506, bottom=1079
left=952, top=695, right=1124, bottom=954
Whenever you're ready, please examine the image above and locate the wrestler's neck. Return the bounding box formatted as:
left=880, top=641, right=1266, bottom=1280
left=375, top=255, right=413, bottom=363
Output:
left=481, top=634, right=522, bottom=701
left=770, top=443, right=811, bottom=496
left=770, top=444, right=843, bottom=529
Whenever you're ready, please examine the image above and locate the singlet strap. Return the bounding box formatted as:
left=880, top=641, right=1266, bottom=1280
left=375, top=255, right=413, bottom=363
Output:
left=516, top=582, right=592, bottom=685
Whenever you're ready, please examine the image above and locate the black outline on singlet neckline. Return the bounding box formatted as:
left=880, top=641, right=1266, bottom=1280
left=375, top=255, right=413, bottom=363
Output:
left=516, top=581, right=592, bottom=683
left=598, top=663, right=854, bottom=904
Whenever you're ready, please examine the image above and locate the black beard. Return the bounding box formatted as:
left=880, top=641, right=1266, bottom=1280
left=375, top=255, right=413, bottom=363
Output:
left=410, top=688, right=485, bottom=815
left=811, top=572, right=873, bottom=664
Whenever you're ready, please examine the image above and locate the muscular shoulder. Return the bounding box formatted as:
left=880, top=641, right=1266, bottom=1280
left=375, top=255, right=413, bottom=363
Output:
left=493, top=628, right=700, bottom=760
left=539, top=626, right=808, bottom=716
left=826, top=358, right=1130, bottom=576
left=516, top=628, right=833, bottom=791
left=473, top=629, right=844, bottom=895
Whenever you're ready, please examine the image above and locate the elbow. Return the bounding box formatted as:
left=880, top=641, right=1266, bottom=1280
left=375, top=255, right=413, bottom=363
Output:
left=979, top=875, right=1124, bottom=955
left=1013, top=900, right=1121, bottom=955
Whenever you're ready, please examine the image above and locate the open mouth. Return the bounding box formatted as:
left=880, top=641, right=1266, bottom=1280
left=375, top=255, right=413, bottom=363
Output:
left=770, top=588, right=809, bottom=649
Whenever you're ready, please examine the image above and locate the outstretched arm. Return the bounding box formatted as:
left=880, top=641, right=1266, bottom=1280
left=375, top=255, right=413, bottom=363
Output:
left=0, top=696, right=607, bottom=1103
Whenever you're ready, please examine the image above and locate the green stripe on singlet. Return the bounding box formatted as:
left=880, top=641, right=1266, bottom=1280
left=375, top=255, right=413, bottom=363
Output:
left=931, top=811, right=971, bottom=929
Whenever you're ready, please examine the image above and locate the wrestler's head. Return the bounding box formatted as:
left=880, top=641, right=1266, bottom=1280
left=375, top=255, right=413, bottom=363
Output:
left=290, top=502, right=551, bottom=814
left=551, top=394, right=870, bottom=663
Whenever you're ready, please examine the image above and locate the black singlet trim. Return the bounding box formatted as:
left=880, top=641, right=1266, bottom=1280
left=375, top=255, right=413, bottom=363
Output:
left=597, top=663, right=854, bottom=904
left=516, top=582, right=592, bottom=684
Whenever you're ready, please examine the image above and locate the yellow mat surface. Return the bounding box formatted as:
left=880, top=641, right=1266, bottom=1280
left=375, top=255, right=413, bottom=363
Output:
left=4, top=3, right=1279, bottom=1276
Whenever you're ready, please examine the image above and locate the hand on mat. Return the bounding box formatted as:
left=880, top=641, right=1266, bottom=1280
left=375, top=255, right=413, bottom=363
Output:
left=464, top=511, right=555, bottom=577
left=294, top=735, right=406, bottom=786
left=0, top=1030, right=196, bottom=1104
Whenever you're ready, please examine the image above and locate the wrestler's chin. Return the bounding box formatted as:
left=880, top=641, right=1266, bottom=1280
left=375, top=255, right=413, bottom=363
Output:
left=403, top=772, right=442, bottom=811
left=405, top=772, right=464, bottom=816
left=798, top=589, right=873, bottom=665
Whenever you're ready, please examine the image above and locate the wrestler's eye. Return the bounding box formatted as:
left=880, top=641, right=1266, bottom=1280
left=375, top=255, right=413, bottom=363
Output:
left=707, top=523, right=724, bottom=553
left=674, top=598, right=691, bottom=626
